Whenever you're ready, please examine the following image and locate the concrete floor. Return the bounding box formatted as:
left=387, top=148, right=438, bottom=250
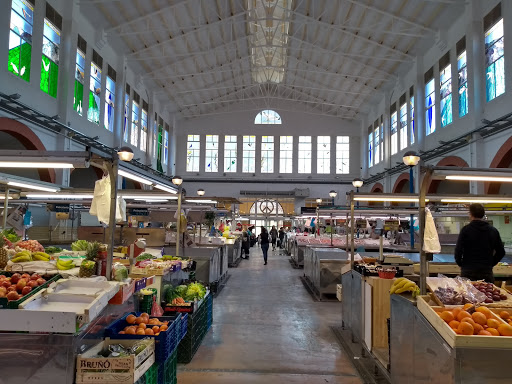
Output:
left=177, top=247, right=362, bottom=384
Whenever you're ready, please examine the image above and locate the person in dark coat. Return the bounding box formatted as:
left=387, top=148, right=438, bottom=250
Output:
left=270, top=226, right=278, bottom=251
left=241, top=231, right=250, bottom=259
left=278, top=227, right=285, bottom=249
left=455, top=203, right=505, bottom=283
left=260, top=226, right=270, bottom=265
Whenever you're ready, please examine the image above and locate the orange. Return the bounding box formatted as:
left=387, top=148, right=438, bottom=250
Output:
left=440, top=311, right=455, bottom=323
left=448, top=320, right=460, bottom=330
left=138, top=323, right=146, bottom=329
left=487, top=319, right=501, bottom=329
left=136, top=328, right=145, bottom=335
left=458, top=322, right=474, bottom=335
left=119, top=331, right=125, bottom=334
left=456, top=310, right=472, bottom=322
left=463, top=303, right=474, bottom=311
left=473, top=323, right=484, bottom=334
left=472, top=312, right=487, bottom=326
left=475, top=306, right=493, bottom=319
left=141, top=312, right=149, bottom=319
left=125, top=328, right=136, bottom=335
left=126, top=314, right=136, bottom=324
left=478, top=330, right=492, bottom=336
left=498, top=324, right=512, bottom=336
left=159, top=325, right=168, bottom=332
left=500, top=311, right=511, bottom=320
left=152, top=326, right=160, bottom=333
left=154, top=332, right=160, bottom=336
left=461, top=317, right=477, bottom=328
left=487, top=328, right=500, bottom=336
left=145, top=328, right=154, bottom=335
left=452, top=308, right=462, bottom=318
left=135, top=316, right=144, bottom=324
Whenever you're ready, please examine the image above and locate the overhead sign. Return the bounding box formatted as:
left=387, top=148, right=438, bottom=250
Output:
left=300, top=207, right=317, bottom=214
left=55, top=204, right=70, bottom=213
left=129, top=208, right=149, bottom=216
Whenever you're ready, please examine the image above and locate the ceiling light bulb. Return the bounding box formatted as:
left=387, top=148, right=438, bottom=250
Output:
left=7, top=181, right=59, bottom=193
left=329, top=190, right=337, bottom=198
left=171, top=176, right=183, bottom=186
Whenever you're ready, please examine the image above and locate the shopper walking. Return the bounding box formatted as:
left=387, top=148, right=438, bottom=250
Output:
left=260, top=226, right=270, bottom=265
left=270, top=226, right=278, bottom=251
left=278, top=227, right=285, bottom=249
left=455, top=203, right=505, bottom=283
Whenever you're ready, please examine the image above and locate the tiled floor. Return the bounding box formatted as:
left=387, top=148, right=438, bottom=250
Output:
left=177, top=247, right=362, bottom=383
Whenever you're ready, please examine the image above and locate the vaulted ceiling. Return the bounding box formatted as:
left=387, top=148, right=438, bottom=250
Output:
left=80, top=0, right=467, bottom=120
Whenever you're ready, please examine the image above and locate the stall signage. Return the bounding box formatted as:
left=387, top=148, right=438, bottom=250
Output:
left=129, top=208, right=149, bottom=216
left=217, top=212, right=227, bottom=217
left=55, top=204, right=70, bottom=213
left=300, top=207, right=317, bottom=214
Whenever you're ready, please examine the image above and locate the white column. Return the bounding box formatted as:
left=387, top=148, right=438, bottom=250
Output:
left=30, top=0, right=45, bottom=92
left=312, top=136, right=318, bottom=175
left=146, top=94, right=155, bottom=166
left=113, top=58, right=126, bottom=148
left=254, top=135, right=261, bottom=176
left=361, top=118, right=368, bottom=179
left=415, top=56, right=425, bottom=152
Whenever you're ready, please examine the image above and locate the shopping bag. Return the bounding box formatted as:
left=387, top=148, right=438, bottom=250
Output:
left=423, top=207, right=441, bottom=253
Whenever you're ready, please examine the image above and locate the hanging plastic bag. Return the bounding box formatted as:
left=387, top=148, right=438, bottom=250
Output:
left=423, top=207, right=441, bottom=253
left=117, top=197, right=126, bottom=222
left=150, top=295, right=164, bottom=317
left=90, top=176, right=111, bottom=223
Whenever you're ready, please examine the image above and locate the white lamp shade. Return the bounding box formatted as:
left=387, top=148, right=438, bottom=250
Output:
left=197, top=189, right=205, bottom=196
left=329, top=190, right=337, bottom=197
left=403, top=151, right=420, bottom=166
left=118, top=147, right=134, bottom=161
left=352, top=178, right=364, bottom=188
left=171, top=176, right=183, bottom=185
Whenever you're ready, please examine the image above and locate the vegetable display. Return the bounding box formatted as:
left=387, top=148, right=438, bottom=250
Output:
left=164, top=282, right=206, bottom=305
left=2, top=229, right=20, bottom=244
left=44, top=246, right=62, bottom=254
left=71, top=240, right=89, bottom=251
left=136, top=253, right=155, bottom=262
left=16, top=240, right=44, bottom=253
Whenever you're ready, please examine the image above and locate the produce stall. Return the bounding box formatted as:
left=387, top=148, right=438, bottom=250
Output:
left=165, top=246, right=222, bottom=285
left=225, top=236, right=242, bottom=267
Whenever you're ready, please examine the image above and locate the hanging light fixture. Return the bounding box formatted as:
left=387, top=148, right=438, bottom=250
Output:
left=197, top=189, right=205, bottom=196
left=171, top=176, right=183, bottom=186
left=329, top=190, right=337, bottom=198
left=352, top=178, right=364, bottom=188
left=117, top=147, right=134, bottom=162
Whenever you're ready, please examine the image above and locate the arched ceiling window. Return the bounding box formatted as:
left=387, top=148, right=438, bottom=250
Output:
left=254, top=110, right=281, bottom=124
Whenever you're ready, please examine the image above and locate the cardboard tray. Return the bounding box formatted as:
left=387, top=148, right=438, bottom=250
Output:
left=48, top=279, right=119, bottom=299
left=417, top=295, right=512, bottom=349
left=76, top=338, right=155, bottom=383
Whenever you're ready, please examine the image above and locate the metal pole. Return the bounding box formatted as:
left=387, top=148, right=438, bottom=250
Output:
left=410, top=166, right=415, bottom=249
left=330, top=213, right=333, bottom=246
left=345, top=213, right=349, bottom=252
left=2, top=188, right=9, bottom=229
left=315, top=207, right=319, bottom=238
left=356, top=187, right=360, bottom=208
left=419, top=168, right=432, bottom=295
left=106, top=159, right=118, bottom=281
left=175, top=185, right=182, bottom=257
left=350, top=192, right=355, bottom=270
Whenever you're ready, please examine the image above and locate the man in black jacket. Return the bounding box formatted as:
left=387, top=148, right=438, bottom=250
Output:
left=455, top=203, right=505, bottom=283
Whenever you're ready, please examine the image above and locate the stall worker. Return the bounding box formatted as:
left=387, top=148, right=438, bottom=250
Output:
left=455, top=203, right=505, bottom=283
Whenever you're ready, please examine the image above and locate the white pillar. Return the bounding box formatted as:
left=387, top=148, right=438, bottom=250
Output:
left=415, top=56, right=425, bottom=152
left=30, top=0, right=45, bottom=92
left=468, top=0, right=485, bottom=124
left=170, top=116, right=176, bottom=175
left=113, top=58, right=126, bottom=148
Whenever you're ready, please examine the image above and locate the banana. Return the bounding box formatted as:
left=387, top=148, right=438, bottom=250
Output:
left=389, top=277, right=407, bottom=294
left=33, top=253, right=50, bottom=261
left=390, top=279, right=409, bottom=294
left=12, top=255, right=31, bottom=263
left=395, top=281, right=418, bottom=294
left=34, top=252, right=50, bottom=259
left=57, top=258, right=74, bottom=266
left=56, top=260, right=74, bottom=270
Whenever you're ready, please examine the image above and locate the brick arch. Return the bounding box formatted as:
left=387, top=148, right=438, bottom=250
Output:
left=428, top=156, right=469, bottom=193
left=0, top=117, right=55, bottom=183
left=370, top=182, right=384, bottom=193
left=392, top=173, right=410, bottom=193
left=486, top=136, right=512, bottom=194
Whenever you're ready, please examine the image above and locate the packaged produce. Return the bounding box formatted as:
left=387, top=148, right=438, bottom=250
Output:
left=112, top=263, right=128, bottom=282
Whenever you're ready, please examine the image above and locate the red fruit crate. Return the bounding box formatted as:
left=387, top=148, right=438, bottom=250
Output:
left=109, top=280, right=136, bottom=305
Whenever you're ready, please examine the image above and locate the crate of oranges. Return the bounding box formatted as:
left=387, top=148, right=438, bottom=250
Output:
left=417, top=296, right=512, bottom=349
left=105, top=312, right=182, bottom=363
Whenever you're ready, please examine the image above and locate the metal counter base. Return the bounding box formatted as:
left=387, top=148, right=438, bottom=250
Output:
left=391, top=294, right=512, bottom=384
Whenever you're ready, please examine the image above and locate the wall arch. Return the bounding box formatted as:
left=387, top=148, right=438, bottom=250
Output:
left=392, top=173, right=410, bottom=193
left=428, top=156, right=469, bottom=194
left=0, top=117, right=55, bottom=183
left=486, top=136, right=512, bottom=194
left=370, top=182, right=384, bottom=193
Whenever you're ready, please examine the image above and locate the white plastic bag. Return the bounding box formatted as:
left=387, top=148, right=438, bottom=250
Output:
left=90, top=176, right=110, bottom=223
left=423, top=207, right=441, bottom=253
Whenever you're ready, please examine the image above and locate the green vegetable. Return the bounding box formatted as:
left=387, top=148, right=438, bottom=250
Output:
left=45, top=246, right=63, bottom=254
left=114, top=265, right=128, bottom=282
left=2, top=228, right=20, bottom=243
left=184, top=282, right=206, bottom=301
left=71, top=240, right=89, bottom=251
left=136, top=253, right=154, bottom=261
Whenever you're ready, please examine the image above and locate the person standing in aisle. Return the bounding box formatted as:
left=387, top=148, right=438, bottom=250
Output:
left=260, top=226, right=270, bottom=265
left=278, top=227, right=285, bottom=249
left=270, top=225, right=278, bottom=251
left=455, top=203, right=505, bottom=283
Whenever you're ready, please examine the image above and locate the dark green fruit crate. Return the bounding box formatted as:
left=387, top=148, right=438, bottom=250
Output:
left=158, top=349, right=177, bottom=384
left=0, top=273, right=61, bottom=309
left=134, top=361, right=158, bottom=384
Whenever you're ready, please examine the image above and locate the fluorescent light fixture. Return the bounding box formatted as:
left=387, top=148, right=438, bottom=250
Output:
left=121, top=195, right=177, bottom=200
left=25, top=193, right=94, bottom=199
left=154, top=184, right=177, bottom=194
left=0, top=196, right=12, bottom=200
left=0, top=162, right=73, bottom=168
left=134, top=198, right=168, bottom=203
left=185, top=199, right=217, bottom=204
left=354, top=197, right=420, bottom=202
left=118, top=170, right=153, bottom=185
left=445, top=175, right=512, bottom=182
left=441, top=198, right=512, bottom=204
left=8, top=181, right=59, bottom=192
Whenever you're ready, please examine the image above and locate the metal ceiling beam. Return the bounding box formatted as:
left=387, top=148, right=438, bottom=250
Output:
left=127, top=11, right=249, bottom=56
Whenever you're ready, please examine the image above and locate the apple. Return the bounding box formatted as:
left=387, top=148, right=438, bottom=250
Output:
left=27, top=280, right=38, bottom=289
left=6, top=291, right=20, bottom=301
left=0, top=291, right=6, bottom=298
left=16, top=279, right=27, bottom=292
left=21, top=286, right=32, bottom=295
left=1, top=280, right=11, bottom=289
left=0, top=286, right=7, bottom=295
left=10, top=273, right=21, bottom=284
left=36, top=278, right=46, bottom=286
left=7, top=286, right=17, bottom=292
left=30, top=273, right=40, bottom=281
left=21, top=273, right=30, bottom=280
left=0, top=275, right=6, bottom=280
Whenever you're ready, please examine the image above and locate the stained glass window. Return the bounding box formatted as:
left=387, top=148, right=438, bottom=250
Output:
left=242, top=136, right=256, bottom=173
left=163, top=129, right=169, bottom=165
left=88, top=60, right=101, bottom=125
left=104, top=74, right=115, bottom=131
left=399, top=103, right=407, bottom=150
left=261, top=136, right=274, bottom=173
left=205, top=135, right=219, bottom=172
left=40, top=14, right=60, bottom=98
left=317, top=136, right=331, bottom=174
left=131, top=93, right=139, bottom=147
left=157, top=122, right=163, bottom=167
left=152, top=117, right=157, bottom=158
left=410, top=96, right=415, bottom=145
left=425, top=79, right=436, bottom=135
left=186, top=135, right=200, bottom=172
left=8, top=0, right=33, bottom=82
left=74, top=48, right=85, bottom=116
left=485, top=19, right=505, bottom=102
left=440, top=64, right=452, bottom=127
left=458, top=51, right=468, bottom=117
left=254, top=110, right=281, bottom=124
left=391, top=111, right=398, bottom=155
left=140, top=106, right=148, bottom=152
left=224, top=135, right=237, bottom=172
left=374, top=126, right=380, bottom=165
left=298, top=136, right=311, bottom=174
left=368, top=131, right=373, bottom=167
left=123, top=90, right=129, bottom=142
left=280, top=136, right=293, bottom=173
left=336, top=136, right=349, bottom=174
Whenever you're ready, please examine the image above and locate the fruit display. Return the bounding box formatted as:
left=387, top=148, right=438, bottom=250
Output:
left=472, top=282, right=508, bottom=303
left=11, top=250, right=32, bottom=263
left=0, top=237, right=8, bottom=269
left=32, top=252, right=51, bottom=261
left=118, top=313, right=169, bottom=336
left=436, top=304, right=512, bottom=336
left=389, top=278, right=420, bottom=297
left=71, top=240, right=90, bottom=251
left=15, top=240, right=44, bottom=253
left=56, top=258, right=76, bottom=270
left=0, top=273, right=47, bottom=301
left=2, top=228, right=20, bottom=244
left=428, top=276, right=489, bottom=305
left=79, top=242, right=100, bottom=277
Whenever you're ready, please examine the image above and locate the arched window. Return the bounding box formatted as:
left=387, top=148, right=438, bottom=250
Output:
left=249, top=199, right=284, bottom=215
left=254, top=110, right=281, bottom=124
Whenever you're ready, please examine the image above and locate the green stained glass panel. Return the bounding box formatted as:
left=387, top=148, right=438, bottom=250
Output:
left=40, top=55, right=50, bottom=93
left=8, top=41, right=31, bottom=82
left=74, top=80, right=83, bottom=115
left=49, top=61, right=58, bottom=98
left=88, top=91, right=100, bottom=125
left=157, top=125, right=163, bottom=172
